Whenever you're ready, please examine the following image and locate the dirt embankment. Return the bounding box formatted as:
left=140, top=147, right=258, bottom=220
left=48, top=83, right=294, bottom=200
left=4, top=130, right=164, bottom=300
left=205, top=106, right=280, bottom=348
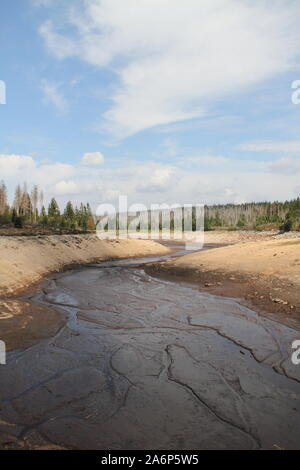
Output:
left=0, top=235, right=170, bottom=297
left=147, top=234, right=300, bottom=328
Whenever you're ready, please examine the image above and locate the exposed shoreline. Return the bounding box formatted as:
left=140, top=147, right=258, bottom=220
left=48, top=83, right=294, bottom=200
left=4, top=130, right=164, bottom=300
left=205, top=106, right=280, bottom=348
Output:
left=1, top=231, right=300, bottom=450
left=2, top=241, right=300, bottom=450
left=0, top=234, right=171, bottom=297
left=0, top=235, right=171, bottom=352
left=1, top=231, right=300, bottom=352
left=146, top=233, right=300, bottom=330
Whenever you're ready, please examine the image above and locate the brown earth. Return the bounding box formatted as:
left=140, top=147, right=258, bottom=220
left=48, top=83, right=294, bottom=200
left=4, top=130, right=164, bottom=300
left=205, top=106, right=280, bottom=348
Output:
left=0, top=299, right=66, bottom=352
left=0, top=225, right=92, bottom=237
left=146, top=234, right=300, bottom=329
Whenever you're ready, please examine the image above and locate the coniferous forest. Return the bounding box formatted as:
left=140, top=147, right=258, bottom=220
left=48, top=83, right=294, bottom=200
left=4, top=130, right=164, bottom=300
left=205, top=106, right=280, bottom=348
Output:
left=0, top=181, right=95, bottom=235
left=203, top=199, right=300, bottom=231
left=0, top=180, right=299, bottom=235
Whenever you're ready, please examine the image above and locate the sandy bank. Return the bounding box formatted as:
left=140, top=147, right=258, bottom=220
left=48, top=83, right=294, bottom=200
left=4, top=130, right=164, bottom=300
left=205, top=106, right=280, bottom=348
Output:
left=0, top=235, right=170, bottom=297
left=172, top=237, right=300, bottom=282
left=147, top=235, right=300, bottom=327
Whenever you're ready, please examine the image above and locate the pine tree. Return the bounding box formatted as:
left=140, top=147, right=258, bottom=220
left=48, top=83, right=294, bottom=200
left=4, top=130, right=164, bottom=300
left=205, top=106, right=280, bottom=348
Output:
left=40, top=206, right=48, bottom=226
left=48, top=198, right=60, bottom=218
left=64, top=201, right=75, bottom=220
left=48, top=198, right=60, bottom=227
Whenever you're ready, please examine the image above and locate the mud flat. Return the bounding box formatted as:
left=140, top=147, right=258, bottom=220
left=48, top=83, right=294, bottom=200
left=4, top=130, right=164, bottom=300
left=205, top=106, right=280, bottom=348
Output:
left=1, top=254, right=300, bottom=450
left=0, top=236, right=170, bottom=351
left=146, top=235, right=300, bottom=328
left=1, top=234, right=300, bottom=450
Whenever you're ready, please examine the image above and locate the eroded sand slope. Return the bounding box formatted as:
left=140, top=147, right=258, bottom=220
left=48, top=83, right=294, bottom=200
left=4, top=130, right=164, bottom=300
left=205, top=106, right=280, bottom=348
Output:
left=149, top=236, right=300, bottom=321
left=0, top=235, right=170, bottom=296
left=168, top=237, right=300, bottom=283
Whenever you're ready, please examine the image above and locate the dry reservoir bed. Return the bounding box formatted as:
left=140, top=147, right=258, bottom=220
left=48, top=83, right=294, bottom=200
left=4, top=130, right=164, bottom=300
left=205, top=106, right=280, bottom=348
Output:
left=0, top=252, right=300, bottom=450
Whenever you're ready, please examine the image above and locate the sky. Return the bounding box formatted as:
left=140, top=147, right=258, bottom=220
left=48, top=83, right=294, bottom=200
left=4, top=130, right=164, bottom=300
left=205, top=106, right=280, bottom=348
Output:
left=1, top=0, right=300, bottom=211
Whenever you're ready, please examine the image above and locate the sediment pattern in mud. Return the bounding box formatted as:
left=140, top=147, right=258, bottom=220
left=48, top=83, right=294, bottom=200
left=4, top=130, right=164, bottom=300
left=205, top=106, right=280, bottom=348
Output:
left=1, top=257, right=300, bottom=450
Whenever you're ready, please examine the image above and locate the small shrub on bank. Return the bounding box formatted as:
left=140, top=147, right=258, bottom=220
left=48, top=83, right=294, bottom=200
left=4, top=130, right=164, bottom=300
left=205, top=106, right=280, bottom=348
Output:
left=14, top=216, right=24, bottom=228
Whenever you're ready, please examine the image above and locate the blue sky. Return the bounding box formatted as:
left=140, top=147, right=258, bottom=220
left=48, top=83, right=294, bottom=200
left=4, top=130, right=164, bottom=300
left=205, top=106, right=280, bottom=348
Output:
left=1, top=0, right=300, bottom=210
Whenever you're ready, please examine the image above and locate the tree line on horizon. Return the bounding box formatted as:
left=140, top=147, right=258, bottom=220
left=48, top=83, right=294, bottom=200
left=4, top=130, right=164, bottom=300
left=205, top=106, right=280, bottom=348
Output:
left=202, top=199, right=300, bottom=231
left=0, top=181, right=95, bottom=232
left=0, top=180, right=299, bottom=234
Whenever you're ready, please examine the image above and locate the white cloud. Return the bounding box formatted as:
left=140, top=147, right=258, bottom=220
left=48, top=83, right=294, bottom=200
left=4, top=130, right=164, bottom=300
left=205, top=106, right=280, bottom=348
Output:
left=267, top=157, right=300, bottom=175
left=38, top=0, right=300, bottom=138
left=41, top=79, right=68, bottom=112
left=52, top=180, right=78, bottom=195
left=82, top=152, right=105, bottom=166
left=33, top=162, right=75, bottom=186
left=137, top=166, right=174, bottom=193
left=0, top=154, right=35, bottom=176
left=239, top=140, right=300, bottom=153
left=39, top=21, right=76, bottom=59
left=0, top=154, right=75, bottom=199
left=1, top=152, right=300, bottom=210
left=182, top=155, right=230, bottom=167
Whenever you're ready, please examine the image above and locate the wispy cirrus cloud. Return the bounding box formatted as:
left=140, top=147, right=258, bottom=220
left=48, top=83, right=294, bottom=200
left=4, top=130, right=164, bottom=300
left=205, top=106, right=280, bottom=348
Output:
left=267, top=157, right=300, bottom=175
left=36, top=0, right=300, bottom=139
left=239, top=140, right=300, bottom=153
left=40, top=79, right=68, bottom=113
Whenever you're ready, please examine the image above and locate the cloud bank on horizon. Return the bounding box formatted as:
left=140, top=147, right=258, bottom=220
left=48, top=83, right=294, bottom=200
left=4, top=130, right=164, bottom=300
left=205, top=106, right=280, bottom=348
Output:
left=1, top=151, right=300, bottom=210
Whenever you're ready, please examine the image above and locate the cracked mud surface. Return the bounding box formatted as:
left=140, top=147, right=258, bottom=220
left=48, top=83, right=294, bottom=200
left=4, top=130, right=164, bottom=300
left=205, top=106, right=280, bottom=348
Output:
left=1, top=252, right=300, bottom=450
